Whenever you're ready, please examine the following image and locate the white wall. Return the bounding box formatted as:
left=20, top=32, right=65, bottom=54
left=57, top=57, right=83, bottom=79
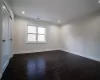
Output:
left=13, top=16, right=60, bottom=54
left=60, top=13, right=100, bottom=61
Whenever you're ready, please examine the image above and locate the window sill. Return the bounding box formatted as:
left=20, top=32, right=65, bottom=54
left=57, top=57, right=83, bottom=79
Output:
left=26, top=41, right=46, bottom=44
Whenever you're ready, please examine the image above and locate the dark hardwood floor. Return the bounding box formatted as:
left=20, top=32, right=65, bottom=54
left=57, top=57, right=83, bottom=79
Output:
left=1, top=50, right=100, bottom=80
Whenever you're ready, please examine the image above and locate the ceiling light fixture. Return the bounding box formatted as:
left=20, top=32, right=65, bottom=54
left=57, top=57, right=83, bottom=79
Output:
left=58, top=20, right=61, bottom=23
left=37, top=18, right=40, bottom=19
left=2, top=5, right=6, bottom=9
left=99, top=0, right=100, bottom=3
left=22, top=11, right=25, bottom=14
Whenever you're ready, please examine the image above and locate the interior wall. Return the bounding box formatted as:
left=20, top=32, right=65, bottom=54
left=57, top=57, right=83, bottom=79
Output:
left=60, top=13, right=100, bottom=61
left=13, top=16, right=60, bottom=54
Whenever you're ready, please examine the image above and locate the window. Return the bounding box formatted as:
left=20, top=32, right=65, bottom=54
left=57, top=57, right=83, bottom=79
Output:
left=27, top=25, right=46, bottom=43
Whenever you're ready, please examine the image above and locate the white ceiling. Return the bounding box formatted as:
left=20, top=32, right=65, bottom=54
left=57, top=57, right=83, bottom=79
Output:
left=9, top=0, right=100, bottom=24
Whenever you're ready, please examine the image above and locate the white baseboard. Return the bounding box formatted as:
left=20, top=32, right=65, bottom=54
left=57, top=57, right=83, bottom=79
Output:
left=0, top=74, right=2, bottom=79
left=1, top=56, right=11, bottom=79
left=10, top=54, right=14, bottom=58
left=62, top=49, right=100, bottom=62
left=0, top=60, right=9, bottom=79
left=14, top=49, right=60, bottom=54
left=2, top=60, right=9, bottom=73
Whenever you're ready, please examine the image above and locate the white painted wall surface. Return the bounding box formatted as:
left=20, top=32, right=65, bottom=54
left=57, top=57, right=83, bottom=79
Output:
left=13, top=16, right=60, bottom=54
left=60, top=13, right=100, bottom=61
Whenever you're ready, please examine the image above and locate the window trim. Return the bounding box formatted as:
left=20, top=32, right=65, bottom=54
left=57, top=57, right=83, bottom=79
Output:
left=26, top=24, right=46, bottom=44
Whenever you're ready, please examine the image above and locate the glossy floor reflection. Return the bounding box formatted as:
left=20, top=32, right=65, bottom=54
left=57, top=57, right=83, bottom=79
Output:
left=27, top=58, right=45, bottom=80
left=1, top=50, right=100, bottom=80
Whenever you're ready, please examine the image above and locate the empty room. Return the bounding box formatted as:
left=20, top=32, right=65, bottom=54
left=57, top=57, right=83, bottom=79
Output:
left=0, top=0, right=100, bottom=80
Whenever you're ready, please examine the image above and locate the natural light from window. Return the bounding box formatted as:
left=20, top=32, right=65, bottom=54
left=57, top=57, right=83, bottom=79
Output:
left=27, top=25, right=46, bottom=43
